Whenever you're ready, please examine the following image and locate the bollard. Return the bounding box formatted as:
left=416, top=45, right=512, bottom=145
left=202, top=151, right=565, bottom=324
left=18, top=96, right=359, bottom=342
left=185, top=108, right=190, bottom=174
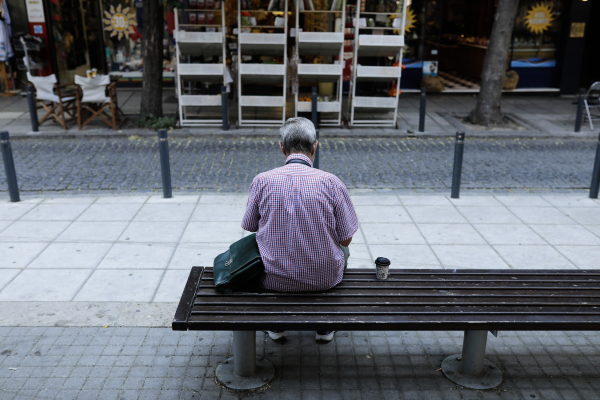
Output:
left=0, top=131, right=20, bottom=202
left=590, top=133, right=600, bottom=199
left=314, top=129, right=320, bottom=169
left=311, top=86, right=318, bottom=128
left=26, top=85, right=39, bottom=132
left=575, top=88, right=585, bottom=133
left=157, top=129, right=172, bottom=199
left=451, top=131, right=465, bottom=199
left=221, top=86, right=229, bottom=131
left=419, top=86, right=426, bottom=132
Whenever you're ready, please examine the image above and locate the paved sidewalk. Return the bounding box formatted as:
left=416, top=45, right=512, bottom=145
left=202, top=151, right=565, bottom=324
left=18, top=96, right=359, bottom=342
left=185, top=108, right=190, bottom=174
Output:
left=0, top=193, right=599, bottom=326
left=0, top=90, right=595, bottom=138
left=1, top=193, right=600, bottom=399
left=1, top=327, right=600, bottom=400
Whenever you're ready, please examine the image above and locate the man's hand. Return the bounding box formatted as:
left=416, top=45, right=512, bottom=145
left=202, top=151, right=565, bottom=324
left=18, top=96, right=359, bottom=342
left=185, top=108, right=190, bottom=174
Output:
left=340, top=237, right=352, bottom=247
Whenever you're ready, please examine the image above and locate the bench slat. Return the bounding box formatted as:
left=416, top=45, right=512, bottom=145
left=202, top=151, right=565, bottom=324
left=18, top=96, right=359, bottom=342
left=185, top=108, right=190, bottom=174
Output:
left=201, top=269, right=600, bottom=276
left=198, top=283, right=600, bottom=290
left=201, top=277, right=600, bottom=283
left=190, top=306, right=600, bottom=314
left=195, top=289, right=600, bottom=297
left=193, top=297, right=600, bottom=305
left=191, top=306, right=600, bottom=316
left=186, top=313, right=600, bottom=331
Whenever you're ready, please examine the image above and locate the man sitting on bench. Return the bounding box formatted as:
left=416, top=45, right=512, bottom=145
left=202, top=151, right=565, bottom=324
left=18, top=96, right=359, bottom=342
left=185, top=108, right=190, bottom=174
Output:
left=241, top=117, right=359, bottom=342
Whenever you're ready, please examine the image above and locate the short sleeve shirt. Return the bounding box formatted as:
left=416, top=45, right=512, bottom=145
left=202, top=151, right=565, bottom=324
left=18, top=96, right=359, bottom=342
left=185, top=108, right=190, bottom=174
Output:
left=241, top=153, right=359, bottom=292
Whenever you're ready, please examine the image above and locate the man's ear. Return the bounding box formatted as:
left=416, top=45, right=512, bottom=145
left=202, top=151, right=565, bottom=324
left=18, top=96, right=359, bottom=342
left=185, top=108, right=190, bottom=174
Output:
left=311, top=141, right=318, bottom=156
left=279, top=142, right=287, bottom=157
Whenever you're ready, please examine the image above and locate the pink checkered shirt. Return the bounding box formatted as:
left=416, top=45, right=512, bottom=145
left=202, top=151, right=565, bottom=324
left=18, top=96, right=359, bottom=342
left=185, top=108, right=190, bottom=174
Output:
left=241, top=153, right=358, bottom=292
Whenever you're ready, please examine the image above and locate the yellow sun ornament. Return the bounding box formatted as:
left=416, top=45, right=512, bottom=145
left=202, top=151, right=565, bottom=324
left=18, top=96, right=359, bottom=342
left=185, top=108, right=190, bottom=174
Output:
left=404, top=7, right=416, bottom=34
left=524, top=3, right=555, bottom=35
left=103, top=4, right=137, bottom=40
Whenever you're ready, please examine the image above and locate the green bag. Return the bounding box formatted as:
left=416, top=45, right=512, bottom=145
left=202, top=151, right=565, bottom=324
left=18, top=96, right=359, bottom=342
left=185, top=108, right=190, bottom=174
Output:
left=213, top=233, right=265, bottom=293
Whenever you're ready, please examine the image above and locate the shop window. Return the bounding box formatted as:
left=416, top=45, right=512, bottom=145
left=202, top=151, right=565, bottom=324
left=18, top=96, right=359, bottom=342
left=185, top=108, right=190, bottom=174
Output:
left=101, top=0, right=174, bottom=78
left=512, top=0, right=562, bottom=61
left=510, top=0, right=562, bottom=88
left=401, top=0, right=563, bottom=90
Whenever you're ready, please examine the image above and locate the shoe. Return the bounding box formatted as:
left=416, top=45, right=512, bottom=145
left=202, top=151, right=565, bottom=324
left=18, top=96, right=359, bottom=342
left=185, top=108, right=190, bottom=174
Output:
left=315, top=331, right=336, bottom=342
left=263, top=330, right=287, bottom=340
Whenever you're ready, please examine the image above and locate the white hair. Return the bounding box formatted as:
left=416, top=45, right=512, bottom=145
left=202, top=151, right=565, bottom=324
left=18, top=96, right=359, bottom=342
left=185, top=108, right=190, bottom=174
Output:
left=279, top=117, right=317, bottom=154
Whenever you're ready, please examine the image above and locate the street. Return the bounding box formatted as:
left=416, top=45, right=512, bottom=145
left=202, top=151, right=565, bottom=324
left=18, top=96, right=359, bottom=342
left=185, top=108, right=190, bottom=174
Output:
left=0, top=137, right=596, bottom=193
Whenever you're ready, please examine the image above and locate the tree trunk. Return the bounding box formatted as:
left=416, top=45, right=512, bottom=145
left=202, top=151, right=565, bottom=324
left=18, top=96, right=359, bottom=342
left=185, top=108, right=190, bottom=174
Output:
left=140, top=0, right=164, bottom=118
left=469, top=0, right=519, bottom=126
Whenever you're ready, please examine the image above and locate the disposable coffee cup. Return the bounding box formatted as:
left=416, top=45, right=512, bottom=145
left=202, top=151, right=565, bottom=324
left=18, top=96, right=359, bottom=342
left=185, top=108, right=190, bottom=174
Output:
left=375, top=257, right=391, bottom=280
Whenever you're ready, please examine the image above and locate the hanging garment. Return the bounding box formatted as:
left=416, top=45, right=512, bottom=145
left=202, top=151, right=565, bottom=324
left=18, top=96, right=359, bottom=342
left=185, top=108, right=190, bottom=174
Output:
left=0, top=20, right=13, bottom=61
left=2, top=0, right=11, bottom=36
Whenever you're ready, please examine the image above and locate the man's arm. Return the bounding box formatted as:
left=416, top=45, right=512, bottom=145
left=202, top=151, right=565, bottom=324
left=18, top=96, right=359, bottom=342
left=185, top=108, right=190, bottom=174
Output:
left=241, top=178, right=261, bottom=232
left=333, top=181, right=359, bottom=246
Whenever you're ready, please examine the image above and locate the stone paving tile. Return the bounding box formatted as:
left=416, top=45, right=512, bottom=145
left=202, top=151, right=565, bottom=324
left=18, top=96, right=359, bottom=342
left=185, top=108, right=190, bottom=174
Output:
left=73, top=270, right=164, bottom=302
left=0, top=137, right=597, bottom=193
left=0, top=269, right=92, bottom=301
left=0, top=328, right=598, bottom=398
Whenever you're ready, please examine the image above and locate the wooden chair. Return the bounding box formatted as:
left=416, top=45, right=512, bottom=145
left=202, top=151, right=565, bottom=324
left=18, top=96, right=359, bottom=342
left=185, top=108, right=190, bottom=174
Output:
left=74, top=75, right=120, bottom=130
left=27, top=73, right=77, bottom=129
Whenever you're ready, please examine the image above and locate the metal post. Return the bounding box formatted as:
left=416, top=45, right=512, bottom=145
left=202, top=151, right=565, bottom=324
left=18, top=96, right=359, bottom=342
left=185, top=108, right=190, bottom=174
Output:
left=441, top=330, right=502, bottom=389
left=311, top=86, right=318, bottom=128
left=157, top=129, right=172, bottom=199
left=314, top=129, right=320, bottom=169
left=460, top=330, right=488, bottom=377
left=233, top=331, right=256, bottom=377
left=419, top=86, right=426, bottom=132
left=26, top=85, right=39, bottom=132
left=0, top=131, right=20, bottom=202
left=215, top=330, right=275, bottom=390
left=221, top=85, right=229, bottom=131
left=575, top=88, right=585, bottom=133
left=590, top=133, right=600, bottom=199
left=451, top=131, right=465, bottom=199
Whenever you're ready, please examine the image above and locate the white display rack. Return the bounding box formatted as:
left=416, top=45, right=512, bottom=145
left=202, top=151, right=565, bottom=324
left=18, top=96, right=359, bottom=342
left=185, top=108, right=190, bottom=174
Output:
left=237, top=0, right=288, bottom=127
left=349, top=2, right=407, bottom=128
left=294, top=1, right=346, bottom=127
left=174, top=7, right=228, bottom=127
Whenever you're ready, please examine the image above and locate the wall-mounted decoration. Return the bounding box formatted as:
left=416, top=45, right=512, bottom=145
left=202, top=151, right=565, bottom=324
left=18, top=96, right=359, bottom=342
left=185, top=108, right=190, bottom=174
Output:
left=404, top=7, right=416, bottom=33
left=525, top=3, right=555, bottom=34
left=103, top=4, right=137, bottom=40
left=570, top=22, right=585, bottom=38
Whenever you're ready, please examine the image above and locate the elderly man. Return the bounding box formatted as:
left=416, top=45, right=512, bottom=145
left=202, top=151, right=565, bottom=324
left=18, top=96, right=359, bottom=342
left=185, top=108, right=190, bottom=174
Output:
left=241, top=117, right=358, bottom=343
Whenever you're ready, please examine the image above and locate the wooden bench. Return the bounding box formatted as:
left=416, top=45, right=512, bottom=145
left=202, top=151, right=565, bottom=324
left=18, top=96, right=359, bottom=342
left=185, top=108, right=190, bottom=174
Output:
left=173, top=267, right=600, bottom=390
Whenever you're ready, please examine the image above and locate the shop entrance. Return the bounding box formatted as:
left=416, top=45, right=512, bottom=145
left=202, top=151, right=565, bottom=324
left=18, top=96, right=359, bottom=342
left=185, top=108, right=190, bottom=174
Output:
left=401, top=0, right=564, bottom=92
left=47, top=0, right=105, bottom=84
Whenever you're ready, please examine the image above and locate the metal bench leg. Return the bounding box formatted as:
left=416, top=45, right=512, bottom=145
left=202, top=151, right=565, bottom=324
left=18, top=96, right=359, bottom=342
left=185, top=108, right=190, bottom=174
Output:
left=234, top=331, right=256, bottom=376
left=215, top=331, right=275, bottom=390
left=441, top=330, right=502, bottom=389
